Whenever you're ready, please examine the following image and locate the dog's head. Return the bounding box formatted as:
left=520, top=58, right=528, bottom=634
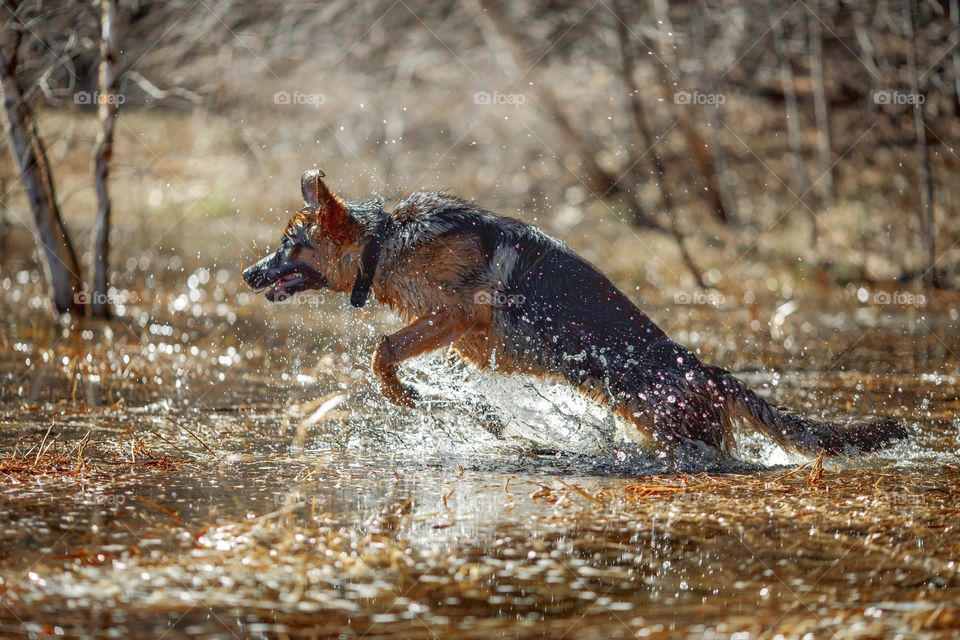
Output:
left=243, top=170, right=368, bottom=303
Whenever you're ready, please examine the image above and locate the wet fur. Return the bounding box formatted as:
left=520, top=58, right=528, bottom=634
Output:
left=244, top=173, right=908, bottom=459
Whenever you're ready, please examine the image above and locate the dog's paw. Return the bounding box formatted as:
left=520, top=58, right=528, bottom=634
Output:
left=381, top=380, right=419, bottom=408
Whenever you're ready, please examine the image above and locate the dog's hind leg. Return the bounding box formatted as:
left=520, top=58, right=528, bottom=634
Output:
left=372, top=308, right=474, bottom=407
left=613, top=372, right=734, bottom=465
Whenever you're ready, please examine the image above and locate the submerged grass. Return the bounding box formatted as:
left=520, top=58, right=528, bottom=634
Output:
left=8, top=468, right=960, bottom=638
left=0, top=427, right=186, bottom=482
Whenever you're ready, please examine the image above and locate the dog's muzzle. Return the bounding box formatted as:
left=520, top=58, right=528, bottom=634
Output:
left=242, top=250, right=328, bottom=302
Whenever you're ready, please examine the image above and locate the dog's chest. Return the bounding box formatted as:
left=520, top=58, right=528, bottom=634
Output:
left=376, top=275, right=452, bottom=319
left=373, top=233, right=488, bottom=319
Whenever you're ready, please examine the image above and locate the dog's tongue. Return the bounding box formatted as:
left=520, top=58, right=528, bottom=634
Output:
left=270, top=272, right=301, bottom=293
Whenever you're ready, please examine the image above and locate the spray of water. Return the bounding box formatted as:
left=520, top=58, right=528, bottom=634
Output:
left=318, top=351, right=804, bottom=470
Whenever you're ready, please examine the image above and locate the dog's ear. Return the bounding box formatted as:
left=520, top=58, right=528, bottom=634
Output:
left=301, top=169, right=353, bottom=237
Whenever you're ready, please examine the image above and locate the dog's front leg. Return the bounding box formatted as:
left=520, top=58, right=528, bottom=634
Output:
left=372, top=309, right=472, bottom=407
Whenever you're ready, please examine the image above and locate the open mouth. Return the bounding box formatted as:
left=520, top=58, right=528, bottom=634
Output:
left=262, top=271, right=309, bottom=301
left=243, top=254, right=329, bottom=302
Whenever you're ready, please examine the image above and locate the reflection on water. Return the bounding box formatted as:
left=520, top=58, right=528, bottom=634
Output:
left=0, top=268, right=958, bottom=638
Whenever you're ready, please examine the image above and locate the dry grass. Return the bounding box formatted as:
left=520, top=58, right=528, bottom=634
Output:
left=0, top=429, right=185, bottom=483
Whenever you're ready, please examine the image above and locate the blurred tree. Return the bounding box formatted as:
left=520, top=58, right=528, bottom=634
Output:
left=0, top=169, right=8, bottom=254
left=650, top=0, right=733, bottom=227
left=952, top=0, right=960, bottom=116
left=614, top=0, right=706, bottom=287
left=770, top=5, right=817, bottom=248
left=0, top=0, right=85, bottom=315
left=91, top=0, right=119, bottom=319
left=690, top=3, right=739, bottom=230
left=903, top=0, right=936, bottom=287
left=808, top=5, right=835, bottom=206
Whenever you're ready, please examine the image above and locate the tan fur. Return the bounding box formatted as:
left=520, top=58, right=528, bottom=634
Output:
left=367, top=234, right=496, bottom=405
left=373, top=234, right=488, bottom=320
left=298, top=241, right=361, bottom=294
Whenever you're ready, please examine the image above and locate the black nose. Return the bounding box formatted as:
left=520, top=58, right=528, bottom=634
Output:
left=242, top=264, right=259, bottom=288
left=242, top=253, right=275, bottom=289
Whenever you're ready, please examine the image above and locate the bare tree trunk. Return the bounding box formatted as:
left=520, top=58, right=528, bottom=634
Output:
left=691, top=3, right=739, bottom=229
left=91, top=0, right=119, bottom=319
left=0, top=3, right=85, bottom=316
left=951, top=0, right=960, bottom=115
left=848, top=1, right=882, bottom=90
left=770, top=8, right=817, bottom=247
left=904, top=0, right=936, bottom=287
left=808, top=6, right=835, bottom=206
left=650, top=0, right=730, bottom=226
left=951, top=0, right=960, bottom=286
left=0, top=167, right=8, bottom=251
left=615, top=0, right=706, bottom=288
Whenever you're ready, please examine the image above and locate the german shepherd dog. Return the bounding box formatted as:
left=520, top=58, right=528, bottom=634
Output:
left=243, top=170, right=906, bottom=460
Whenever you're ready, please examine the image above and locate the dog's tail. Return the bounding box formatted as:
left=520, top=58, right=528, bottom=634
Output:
left=708, top=367, right=907, bottom=455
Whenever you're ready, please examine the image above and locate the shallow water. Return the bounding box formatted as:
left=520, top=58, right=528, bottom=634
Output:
left=1, top=269, right=958, bottom=638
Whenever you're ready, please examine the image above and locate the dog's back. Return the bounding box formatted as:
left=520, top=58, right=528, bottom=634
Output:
left=388, top=193, right=668, bottom=372
left=383, top=193, right=906, bottom=454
